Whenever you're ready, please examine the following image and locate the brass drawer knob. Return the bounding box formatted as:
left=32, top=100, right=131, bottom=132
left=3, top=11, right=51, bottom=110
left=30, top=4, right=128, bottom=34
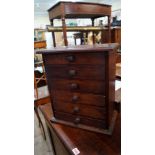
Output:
left=73, top=107, right=80, bottom=113
left=71, top=95, right=79, bottom=102
left=74, top=117, right=80, bottom=124
left=68, top=69, right=76, bottom=77
left=70, top=83, right=79, bottom=90
left=65, top=55, right=75, bottom=62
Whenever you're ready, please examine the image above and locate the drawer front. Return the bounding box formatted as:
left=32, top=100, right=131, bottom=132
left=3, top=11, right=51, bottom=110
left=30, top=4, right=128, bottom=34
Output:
left=53, top=100, right=106, bottom=120
left=49, top=79, right=105, bottom=94
left=46, top=65, right=105, bottom=80
left=43, top=53, right=105, bottom=65
left=34, top=41, right=46, bottom=49
left=52, top=91, right=106, bottom=107
left=54, top=111, right=106, bottom=129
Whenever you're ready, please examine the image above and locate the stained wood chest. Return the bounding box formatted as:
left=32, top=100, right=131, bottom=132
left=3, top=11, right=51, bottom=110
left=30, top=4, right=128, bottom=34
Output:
left=37, top=43, right=119, bottom=134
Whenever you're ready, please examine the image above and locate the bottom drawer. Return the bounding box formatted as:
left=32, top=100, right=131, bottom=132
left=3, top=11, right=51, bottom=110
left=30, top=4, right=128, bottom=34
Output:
left=53, top=101, right=106, bottom=120
left=53, top=111, right=106, bottom=129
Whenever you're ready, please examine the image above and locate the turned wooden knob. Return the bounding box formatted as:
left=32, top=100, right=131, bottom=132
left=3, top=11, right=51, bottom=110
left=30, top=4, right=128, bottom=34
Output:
left=68, top=70, right=76, bottom=77
left=73, top=107, right=80, bottom=113
left=65, top=55, right=75, bottom=62
left=71, top=95, right=79, bottom=102
left=74, top=117, right=80, bottom=124
left=70, top=83, right=79, bottom=90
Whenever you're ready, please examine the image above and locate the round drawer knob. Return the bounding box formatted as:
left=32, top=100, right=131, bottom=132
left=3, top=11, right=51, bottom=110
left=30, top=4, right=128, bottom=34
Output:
left=71, top=95, right=79, bottom=102
left=65, top=55, right=75, bottom=62
left=74, top=117, right=80, bottom=124
left=73, top=107, right=80, bottom=113
left=68, top=70, right=76, bottom=77
left=70, top=83, right=78, bottom=90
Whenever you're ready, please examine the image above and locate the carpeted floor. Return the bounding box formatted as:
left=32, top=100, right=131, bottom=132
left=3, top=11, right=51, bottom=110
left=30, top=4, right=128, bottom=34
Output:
left=34, top=112, right=54, bottom=155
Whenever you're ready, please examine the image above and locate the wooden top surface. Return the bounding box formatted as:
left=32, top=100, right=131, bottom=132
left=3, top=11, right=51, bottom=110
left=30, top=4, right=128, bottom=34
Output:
left=46, top=26, right=120, bottom=32
left=36, top=43, right=119, bottom=54
left=39, top=88, right=121, bottom=155
left=48, top=1, right=111, bottom=12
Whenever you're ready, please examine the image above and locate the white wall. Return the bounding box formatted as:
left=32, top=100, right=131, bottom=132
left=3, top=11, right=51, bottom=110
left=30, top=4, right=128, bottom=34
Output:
left=34, top=15, right=50, bottom=29
left=112, top=0, right=121, bottom=11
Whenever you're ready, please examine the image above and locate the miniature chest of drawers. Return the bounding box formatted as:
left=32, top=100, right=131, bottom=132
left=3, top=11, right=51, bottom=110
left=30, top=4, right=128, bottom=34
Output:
left=37, top=43, right=118, bottom=135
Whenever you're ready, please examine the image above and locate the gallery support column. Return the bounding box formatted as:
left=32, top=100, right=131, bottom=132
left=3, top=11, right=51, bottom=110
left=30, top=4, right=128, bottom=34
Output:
left=91, top=18, right=95, bottom=44
left=108, top=15, right=111, bottom=43
left=50, top=19, right=56, bottom=47
left=61, top=16, right=68, bottom=46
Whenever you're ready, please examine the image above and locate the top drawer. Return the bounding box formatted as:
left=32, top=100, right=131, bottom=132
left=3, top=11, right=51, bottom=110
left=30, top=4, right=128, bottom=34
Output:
left=43, top=53, right=105, bottom=65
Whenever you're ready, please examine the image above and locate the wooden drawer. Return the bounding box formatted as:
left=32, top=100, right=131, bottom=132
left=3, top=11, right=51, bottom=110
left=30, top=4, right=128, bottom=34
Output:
left=45, top=65, right=105, bottom=80
left=54, top=111, right=106, bottom=129
left=53, top=100, right=106, bottom=120
left=49, top=79, right=105, bottom=94
left=52, top=91, right=106, bottom=107
left=43, top=53, right=105, bottom=65
left=34, top=41, right=46, bottom=49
